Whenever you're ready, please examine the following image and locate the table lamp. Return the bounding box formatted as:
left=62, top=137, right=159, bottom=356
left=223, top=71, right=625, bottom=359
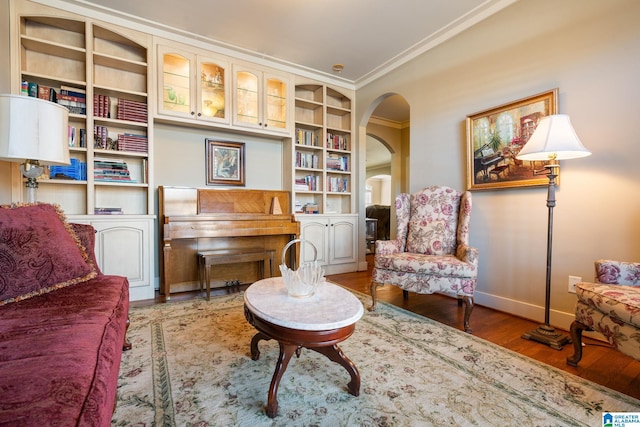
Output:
left=516, top=114, right=591, bottom=349
left=0, top=94, right=70, bottom=203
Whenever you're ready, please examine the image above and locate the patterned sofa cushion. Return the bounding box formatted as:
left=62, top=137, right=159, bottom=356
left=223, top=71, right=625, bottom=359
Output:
left=406, top=187, right=461, bottom=256
left=374, top=252, right=476, bottom=278
left=0, top=203, right=97, bottom=305
left=576, top=282, right=640, bottom=328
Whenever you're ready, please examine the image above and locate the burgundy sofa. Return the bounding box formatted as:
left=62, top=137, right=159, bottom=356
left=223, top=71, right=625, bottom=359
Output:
left=0, top=203, right=130, bottom=427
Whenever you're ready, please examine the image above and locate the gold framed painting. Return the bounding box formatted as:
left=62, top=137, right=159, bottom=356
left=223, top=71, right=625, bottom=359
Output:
left=206, top=139, right=245, bottom=186
left=466, top=89, right=558, bottom=191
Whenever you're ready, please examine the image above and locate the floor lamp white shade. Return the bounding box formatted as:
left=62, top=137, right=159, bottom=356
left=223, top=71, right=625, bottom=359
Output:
left=0, top=94, right=70, bottom=202
left=517, top=114, right=591, bottom=161
left=516, top=113, right=591, bottom=349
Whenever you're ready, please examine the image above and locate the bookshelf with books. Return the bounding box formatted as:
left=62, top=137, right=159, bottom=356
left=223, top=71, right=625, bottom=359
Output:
left=287, top=81, right=356, bottom=274
left=14, top=3, right=153, bottom=217
left=12, top=1, right=155, bottom=300
left=288, top=81, right=354, bottom=216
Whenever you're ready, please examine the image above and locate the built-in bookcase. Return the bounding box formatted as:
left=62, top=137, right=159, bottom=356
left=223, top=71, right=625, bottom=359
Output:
left=11, top=1, right=156, bottom=301
left=289, top=81, right=354, bottom=215
left=14, top=2, right=153, bottom=216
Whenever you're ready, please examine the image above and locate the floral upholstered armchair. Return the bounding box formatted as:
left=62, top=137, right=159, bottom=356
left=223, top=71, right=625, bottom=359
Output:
left=567, top=259, right=640, bottom=366
left=369, top=186, right=478, bottom=333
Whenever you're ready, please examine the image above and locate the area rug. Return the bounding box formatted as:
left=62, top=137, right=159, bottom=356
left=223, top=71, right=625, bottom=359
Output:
left=111, top=289, right=640, bottom=426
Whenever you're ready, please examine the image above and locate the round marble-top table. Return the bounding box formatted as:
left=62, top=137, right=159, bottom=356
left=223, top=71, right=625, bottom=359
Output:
left=243, top=277, right=364, bottom=418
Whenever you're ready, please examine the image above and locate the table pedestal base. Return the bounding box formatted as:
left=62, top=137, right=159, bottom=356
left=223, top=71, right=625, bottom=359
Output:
left=245, top=305, right=360, bottom=418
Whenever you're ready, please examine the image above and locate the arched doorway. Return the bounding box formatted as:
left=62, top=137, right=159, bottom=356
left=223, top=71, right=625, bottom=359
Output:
left=363, top=94, right=410, bottom=240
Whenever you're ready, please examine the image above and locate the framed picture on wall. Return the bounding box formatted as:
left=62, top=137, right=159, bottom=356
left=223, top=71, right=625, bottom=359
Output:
left=466, top=89, right=558, bottom=190
left=205, top=139, right=245, bottom=186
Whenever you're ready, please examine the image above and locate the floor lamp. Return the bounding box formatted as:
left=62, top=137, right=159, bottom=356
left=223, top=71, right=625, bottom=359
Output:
left=516, top=114, right=591, bottom=350
left=0, top=94, right=70, bottom=203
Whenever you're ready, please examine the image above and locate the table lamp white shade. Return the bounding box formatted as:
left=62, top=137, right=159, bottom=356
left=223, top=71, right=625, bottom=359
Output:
left=0, top=94, right=70, bottom=165
left=516, top=114, right=591, bottom=161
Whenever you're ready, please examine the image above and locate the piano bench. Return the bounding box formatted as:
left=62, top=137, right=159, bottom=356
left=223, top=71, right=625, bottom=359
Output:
left=197, top=248, right=275, bottom=301
left=489, top=164, right=509, bottom=179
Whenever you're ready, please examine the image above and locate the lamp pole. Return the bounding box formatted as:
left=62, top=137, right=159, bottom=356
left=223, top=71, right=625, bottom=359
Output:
left=521, top=159, right=571, bottom=350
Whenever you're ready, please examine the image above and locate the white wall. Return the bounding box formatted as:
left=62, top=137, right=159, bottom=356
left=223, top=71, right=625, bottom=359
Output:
left=356, top=0, right=640, bottom=330
left=153, top=123, right=283, bottom=191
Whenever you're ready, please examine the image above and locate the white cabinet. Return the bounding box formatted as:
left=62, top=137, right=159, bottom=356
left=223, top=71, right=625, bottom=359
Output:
left=157, top=42, right=230, bottom=125
left=232, top=64, right=292, bottom=135
left=297, top=214, right=357, bottom=274
left=69, top=216, right=155, bottom=301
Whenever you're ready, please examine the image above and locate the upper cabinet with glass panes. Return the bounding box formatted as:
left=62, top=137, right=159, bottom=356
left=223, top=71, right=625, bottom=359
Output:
left=156, top=41, right=230, bottom=126
left=232, top=63, right=292, bottom=136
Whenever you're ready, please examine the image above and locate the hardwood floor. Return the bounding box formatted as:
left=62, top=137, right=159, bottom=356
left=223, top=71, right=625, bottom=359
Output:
left=136, top=258, right=640, bottom=401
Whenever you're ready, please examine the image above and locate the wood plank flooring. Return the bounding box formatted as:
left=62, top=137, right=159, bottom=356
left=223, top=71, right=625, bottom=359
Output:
left=135, top=257, right=640, bottom=401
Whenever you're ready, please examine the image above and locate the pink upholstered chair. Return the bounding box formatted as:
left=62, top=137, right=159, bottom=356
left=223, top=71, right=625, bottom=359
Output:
left=369, top=186, right=479, bottom=333
left=567, top=259, right=640, bottom=366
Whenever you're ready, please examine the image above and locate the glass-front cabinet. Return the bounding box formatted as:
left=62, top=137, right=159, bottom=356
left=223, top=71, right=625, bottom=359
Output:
left=233, top=64, right=291, bottom=135
left=157, top=43, right=229, bottom=125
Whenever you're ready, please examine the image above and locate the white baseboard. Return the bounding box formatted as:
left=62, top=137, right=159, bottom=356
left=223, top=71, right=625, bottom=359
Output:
left=474, top=291, right=605, bottom=342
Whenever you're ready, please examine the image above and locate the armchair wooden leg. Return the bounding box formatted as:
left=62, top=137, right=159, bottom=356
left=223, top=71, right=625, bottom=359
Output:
left=402, top=290, right=409, bottom=300
left=369, top=281, right=382, bottom=311
left=566, top=320, right=590, bottom=367
left=462, top=296, right=474, bottom=334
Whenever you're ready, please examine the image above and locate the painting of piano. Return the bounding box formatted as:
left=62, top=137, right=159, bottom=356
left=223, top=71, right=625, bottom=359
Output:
left=466, top=89, right=557, bottom=190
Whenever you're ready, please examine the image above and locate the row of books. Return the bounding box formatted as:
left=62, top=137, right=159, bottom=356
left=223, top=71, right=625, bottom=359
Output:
left=49, top=158, right=87, bottom=181
left=327, top=133, right=349, bottom=151
left=94, top=95, right=148, bottom=123
left=302, top=203, right=319, bottom=214
left=117, top=133, right=148, bottom=153
left=327, top=176, right=349, bottom=193
left=21, top=81, right=146, bottom=123
left=22, top=81, right=88, bottom=114
left=94, top=207, right=123, bottom=215
left=295, top=128, right=320, bottom=147
left=94, top=125, right=109, bottom=149
left=295, top=175, right=320, bottom=191
left=116, top=98, right=147, bottom=123
left=94, top=159, right=134, bottom=183
left=295, top=152, right=319, bottom=169
left=94, top=94, right=111, bottom=118
left=326, top=154, right=349, bottom=172
left=69, top=126, right=87, bottom=148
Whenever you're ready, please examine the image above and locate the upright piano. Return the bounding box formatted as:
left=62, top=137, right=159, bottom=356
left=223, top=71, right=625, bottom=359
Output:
left=160, top=186, right=300, bottom=298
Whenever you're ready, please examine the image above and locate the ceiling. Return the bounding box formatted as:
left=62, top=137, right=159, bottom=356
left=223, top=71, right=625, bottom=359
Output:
left=65, top=0, right=515, bottom=86
left=58, top=0, right=515, bottom=167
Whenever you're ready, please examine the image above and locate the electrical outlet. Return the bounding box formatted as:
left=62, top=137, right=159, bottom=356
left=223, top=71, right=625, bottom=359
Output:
left=568, top=275, right=581, bottom=293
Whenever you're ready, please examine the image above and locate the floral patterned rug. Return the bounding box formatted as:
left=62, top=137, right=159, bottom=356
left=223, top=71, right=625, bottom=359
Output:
left=112, top=289, right=639, bottom=426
